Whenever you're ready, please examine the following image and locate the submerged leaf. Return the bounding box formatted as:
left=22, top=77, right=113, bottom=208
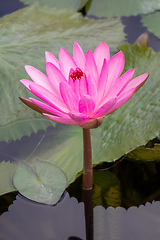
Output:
left=125, top=143, right=160, bottom=161
left=13, top=160, right=67, bottom=204
left=0, top=3, right=125, bottom=141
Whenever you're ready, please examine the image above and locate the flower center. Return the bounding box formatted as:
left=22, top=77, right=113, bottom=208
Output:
left=69, top=68, right=86, bottom=82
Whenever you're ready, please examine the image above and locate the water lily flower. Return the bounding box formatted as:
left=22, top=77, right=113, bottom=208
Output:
left=20, top=42, right=149, bottom=129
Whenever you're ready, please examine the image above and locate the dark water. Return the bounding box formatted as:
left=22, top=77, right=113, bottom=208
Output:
left=121, top=15, right=160, bottom=52
left=0, top=0, right=26, bottom=18
left=1, top=1, right=160, bottom=239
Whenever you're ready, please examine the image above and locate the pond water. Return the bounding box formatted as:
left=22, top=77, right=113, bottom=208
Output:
left=0, top=1, right=160, bottom=240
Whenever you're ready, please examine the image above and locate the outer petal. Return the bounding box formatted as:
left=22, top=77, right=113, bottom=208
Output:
left=106, top=88, right=135, bottom=115
left=46, top=62, right=66, bottom=95
left=28, top=82, right=68, bottom=113
left=73, top=42, right=86, bottom=71
left=87, top=73, right=97, bottom=103
left=29, top=98, right=65, bottom=117
left=79, top=95, right=95, bottom=116
left=68, top=112, right=88, bottom=123
left=43, top=113, right=77, bottom=125
left=25, top=65, right=53, bottom=92
left=19, top=97, right=47, bottom=114
left=97, top=59, right=108, bottom=106
left=60, top=82, right=78, bottom=112
left=59, top=48, right=77, bottom=80
left=104, top=68, right=135, bottom=101
left=45, top=51, right=60, bottom=69
left=115, top=68, right=135, bottom=96
left=94, top=42, right=110, bottom=75
left=20, top=79, right=34, bottom=91
left=91, top=97, right=117, bottom=118
left=122, top=73, right=149, bottom=93
left=85, top=49, right=99, bottom=84
left=104, top=51, right=125, bottom=97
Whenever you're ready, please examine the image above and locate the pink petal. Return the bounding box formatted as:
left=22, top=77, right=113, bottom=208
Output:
left=68, top=112, right=88, bottom=123
left=43, top=113, right=77, bottom=125
left=116, top=68, right=135, bottom=96
left=60, top=82, right=78, bottom=112
left=79, top=76, right=88, bottom=98
left=85, top=49, right=98, bottom=84
left=79, top=95, right=95, bottom=116
left=20, top=79, right=33, bottom=90
left=46, top=62, right=67, bottom=95
left=92, top=98, right=117, bottom=118
left=104, top=51, right=125, bottom=97
left=45, top=51, right=60, bottom=69
left=107, top=88, right=135, bottom=115
left=19, top=97, right=46, bottom=114
left=28, top=82, right=68, bottom=113
left=29, top=98, right=65, bottom=117
left=87, top=74, right=97, bottom=103
left=97, top=59, right=108, bottom=105
left=59, top=48, right=77, bottom=80
left=94, top=42, right=110, bottom=75
left=25, top=65, right=53, bottom=92
left=73, top=42, right=86, bottom=71
left=105, top=68, right=135, bottom=100
left=122, top=73, right=149, bottom=93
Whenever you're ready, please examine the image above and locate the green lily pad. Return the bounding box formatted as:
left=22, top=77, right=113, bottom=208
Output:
left=141, top=11, right=160, bottom=39
left=20, top=0, right=83, bottom=10
left=0, top=161, right=17, bottom=195
left=98, top=44, right=160, bottom=162
left=85, top=0, right=160, bottom=18
left=13, top=159, right=67, bottom=204
left=0, top=3, right=125, bottom=141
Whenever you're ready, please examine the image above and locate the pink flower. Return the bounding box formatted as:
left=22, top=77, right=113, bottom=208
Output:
left=20, top=42, right=149, bottom=129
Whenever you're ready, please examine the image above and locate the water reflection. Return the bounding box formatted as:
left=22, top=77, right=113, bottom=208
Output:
left=0, top=193, right=85, bottom=240
left=1, top=192, right=160, bottom=239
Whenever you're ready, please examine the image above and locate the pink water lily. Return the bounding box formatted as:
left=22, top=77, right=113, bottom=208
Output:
left=20, top=42, right=149, bottom=129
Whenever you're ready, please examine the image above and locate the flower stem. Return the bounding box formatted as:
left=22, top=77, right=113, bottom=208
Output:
left=83, top=128, right=93, bottom=190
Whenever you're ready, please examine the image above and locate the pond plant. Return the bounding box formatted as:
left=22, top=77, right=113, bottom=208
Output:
left=1, top=0, right=160, bottom=239
left=19, top=42, right=149, bottom=191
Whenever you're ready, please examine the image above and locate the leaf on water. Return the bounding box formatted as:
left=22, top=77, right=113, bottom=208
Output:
left=141, top=11, right=160, bottom=39
left=20, top=0, right=83, bottom=10
left=13, top=159, right=68, bottom=205
left=0, top=3, right=125, bottom=141
left=97, top=44, right=160, bottom=162
left=0, top=161, right=16, bottom=195
left=85, top=0, right=160, bottom=18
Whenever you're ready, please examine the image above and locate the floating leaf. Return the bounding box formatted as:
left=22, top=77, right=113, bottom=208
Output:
left=0, top=3, right=125, bottom=141
left=98, top=44, right=160, bottom=162
left=85, top=0, right=160, bottom=18
left=141, top=11, right=160, bottom=39
left=0, top=161, right=16, bottom=195
left=0, top=124, right=102, bottom=196
left=20, top=0, right=82, bottom=10
left=13, top=159, right=67, bottom=204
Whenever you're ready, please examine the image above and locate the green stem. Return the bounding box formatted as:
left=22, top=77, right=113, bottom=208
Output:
left=83, top=128, right=93, bottom=190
